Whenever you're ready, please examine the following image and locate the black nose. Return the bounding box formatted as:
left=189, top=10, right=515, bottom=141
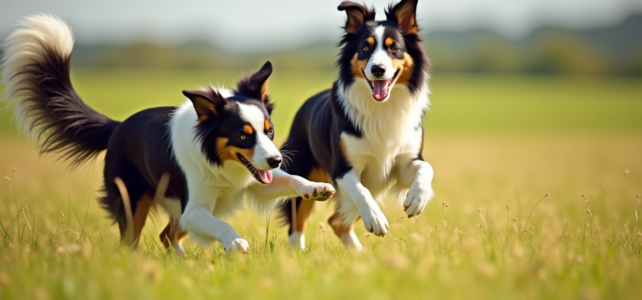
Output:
left=267, top=156, right=282, bottom=168
left=371, top=64, right=386, bottom=77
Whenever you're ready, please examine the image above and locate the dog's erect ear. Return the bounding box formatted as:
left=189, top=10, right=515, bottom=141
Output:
left=235, top=61, right=272, bottom=103
left=386, top=0, right=419, bottom=35
left=182, top=89, right=227, bottom=122
left=338, top=1, right=376, bottom=34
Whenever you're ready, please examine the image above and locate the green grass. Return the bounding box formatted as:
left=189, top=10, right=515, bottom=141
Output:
left=1, top=69, right=641, bottom=299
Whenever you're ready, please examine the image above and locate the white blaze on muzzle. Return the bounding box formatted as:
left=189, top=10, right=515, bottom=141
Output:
left=364, top=26, right=398, bottom=101
left=238, top=103, right=281, bottom=183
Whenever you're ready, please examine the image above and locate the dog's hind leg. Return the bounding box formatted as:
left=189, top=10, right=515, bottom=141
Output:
left=159, top=219, right=188, bottom=256
left=108, top=164, right=155, bottom=249
left=130, top=193, right=154, bottom=248
left=115, top=190, right=153, bottom=248
left=328, top=211, right=363, bottom=251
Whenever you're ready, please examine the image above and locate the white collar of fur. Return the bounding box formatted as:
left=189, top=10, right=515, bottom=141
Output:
left=336, top=77, right=431, bottom=141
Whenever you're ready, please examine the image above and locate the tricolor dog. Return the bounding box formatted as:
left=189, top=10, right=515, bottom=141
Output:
left=1, top=15, right=335, bottom=255
left=280, top=0, right=434, bottom=250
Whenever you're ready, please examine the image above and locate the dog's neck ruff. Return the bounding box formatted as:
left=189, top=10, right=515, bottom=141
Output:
left=336, top=77, right=430, bottom=144
left=169, top=98, right=255, bottom=190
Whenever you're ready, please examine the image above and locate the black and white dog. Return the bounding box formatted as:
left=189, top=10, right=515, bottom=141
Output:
left=280, top=0, right=433, bottom=250
left=1, top=15, right=335, bottom=255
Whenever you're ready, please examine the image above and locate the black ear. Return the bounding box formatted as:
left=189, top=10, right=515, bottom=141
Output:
left=235, top=61, right=272, bottom=102
left=338, top=1, right=376, bottom=34
left=386, top=0, right=419, bottom=35
left=182, top=88, right=227, bottom=122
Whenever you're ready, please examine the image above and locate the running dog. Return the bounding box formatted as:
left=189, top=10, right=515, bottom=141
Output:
left=280, top=0, right=433, bottom=250
left=1, top=14, right=335, bottom=255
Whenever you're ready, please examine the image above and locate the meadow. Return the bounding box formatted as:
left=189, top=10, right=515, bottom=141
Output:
left=0, top=68, right=641, bottom=299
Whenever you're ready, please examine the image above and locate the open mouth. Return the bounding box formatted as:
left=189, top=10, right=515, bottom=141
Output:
left=237, top=153, right=273, bottom=184
left=364, top=69, right=400, bottom=101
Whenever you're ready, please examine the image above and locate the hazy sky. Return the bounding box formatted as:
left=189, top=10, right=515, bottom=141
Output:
left=2, top=0, right=642, bottom=52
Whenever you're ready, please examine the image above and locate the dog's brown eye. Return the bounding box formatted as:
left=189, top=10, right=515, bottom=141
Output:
left=362, top=46, right=369, bottom=52
left=391, top=45, right=399, bottom=53
left=240, top=135, right=247, bottom=140
left=268, top=128, right=274, bottom=135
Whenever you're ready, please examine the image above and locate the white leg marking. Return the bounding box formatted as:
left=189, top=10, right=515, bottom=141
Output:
left=399, top=160, right=435, bottom=217
left=341, top=232, right=363, bottom=251
left=248, top=168, right=335, bottom=201
left=336, top=171, right=389, bottom=237
left=289, top=232, right=305, bottom=250
left=174, top=243, right=186, bottom=257
left=180, top=206, right=249, bottom=254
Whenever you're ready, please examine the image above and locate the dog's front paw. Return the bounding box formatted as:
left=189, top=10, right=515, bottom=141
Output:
left=403, top=180, right=434, bottom=218
left=225, top=238, right=250, bottom=254
left=298, top=182, right=335, bottom=201
left=359, top=205, right=389, bottom=237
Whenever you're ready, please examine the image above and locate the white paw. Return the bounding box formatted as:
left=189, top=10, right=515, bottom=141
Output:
left=297, top=182, right=335, bottom=201
left=289, top=232, right=306, bottom=251
left=174, top=244, right=186, bottom=257
left=403, top=180, right=434, bottom=218
left=359, top=204, right=389, bottom=237
left=225, top=238, right=250, bottom=254
left=340, top=232, right=363, bottom=251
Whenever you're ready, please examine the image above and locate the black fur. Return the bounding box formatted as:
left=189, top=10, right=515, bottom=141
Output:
left=100, top=107, right=187, bottom=234
left=9, top=45, right=121, bottom=167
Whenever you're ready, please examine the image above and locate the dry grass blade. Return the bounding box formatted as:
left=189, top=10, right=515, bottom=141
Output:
left=520, top=193, right=550, bottom=238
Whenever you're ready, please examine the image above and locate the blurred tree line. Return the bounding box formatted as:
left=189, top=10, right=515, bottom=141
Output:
left=66, top=14, right=642, bottom=75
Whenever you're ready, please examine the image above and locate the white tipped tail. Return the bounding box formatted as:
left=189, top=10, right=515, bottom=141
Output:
left=1, top=14, right=74, bottom=134
left=1, top=14, right=119, bottom=167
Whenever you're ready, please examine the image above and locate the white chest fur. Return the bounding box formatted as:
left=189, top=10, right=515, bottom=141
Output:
left=338, top=79, right=429, bottom=202
left=169, top=99, right=256, bottom=218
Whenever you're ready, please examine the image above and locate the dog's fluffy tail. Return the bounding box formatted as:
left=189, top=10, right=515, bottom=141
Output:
left=1, top=14, right=120, bottom=167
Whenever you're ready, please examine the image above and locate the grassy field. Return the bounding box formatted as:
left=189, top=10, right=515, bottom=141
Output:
left=1, top=69, right=641, bottom=299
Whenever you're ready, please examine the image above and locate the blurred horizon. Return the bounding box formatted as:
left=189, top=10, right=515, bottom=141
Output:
left=2, top=0, right=642, bottom=75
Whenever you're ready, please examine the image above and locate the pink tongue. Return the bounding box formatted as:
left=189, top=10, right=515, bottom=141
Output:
left=372, top=80, right=389, bottom=101
left=258, top=170, right=273, bottom=184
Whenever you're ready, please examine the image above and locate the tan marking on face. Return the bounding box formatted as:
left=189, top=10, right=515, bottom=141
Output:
left=328, top=211, right=361, bottom=237
left=216, top=137, right=255, bottom=164
left=264, top=119, right=271, bottom=131
left=159, top=219, right=188, bottom=249
left=392, top=53, right=415, bottom=86
left=366, top=37, right=375, bottom=46
left=132, top=193, right=154, bottom=248
left=351, top=53, right=368, bottom=79
left=385, top=37, right=394, bottom=47
left=243, top=124, right=254, bottom=135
